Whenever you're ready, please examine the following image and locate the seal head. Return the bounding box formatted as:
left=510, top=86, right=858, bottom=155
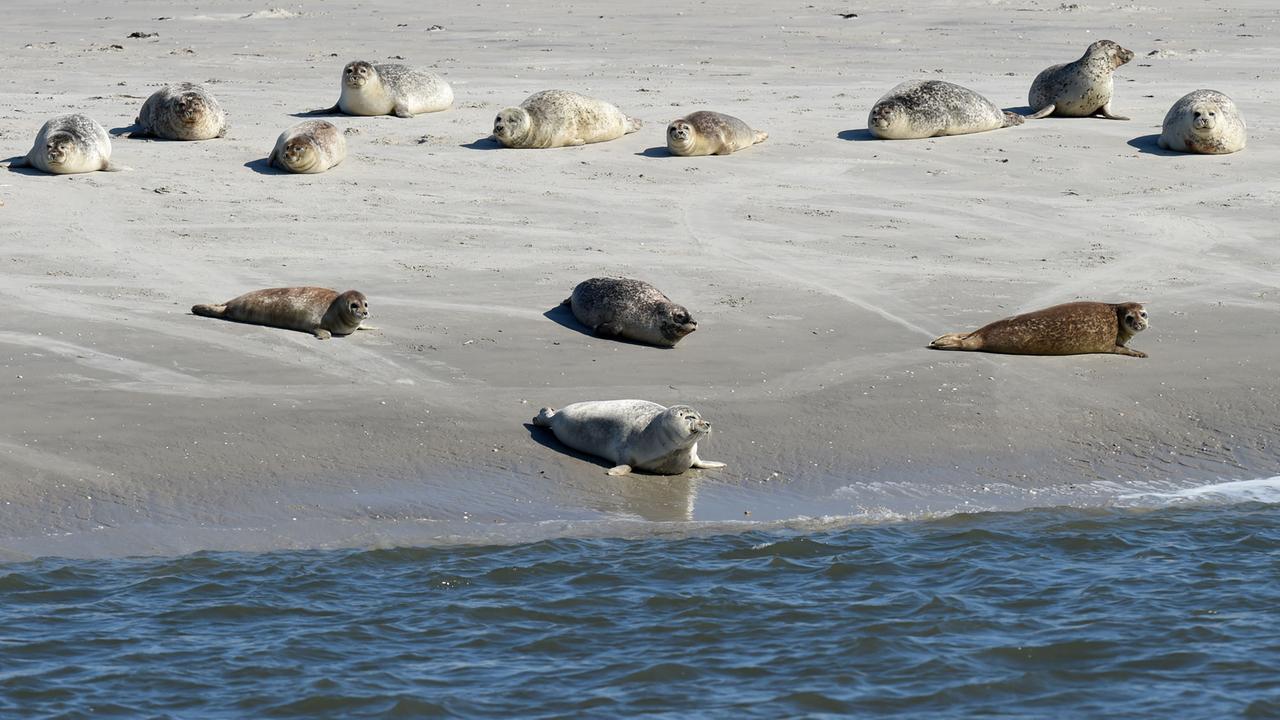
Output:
left=492, top=106, right=533, bottom=146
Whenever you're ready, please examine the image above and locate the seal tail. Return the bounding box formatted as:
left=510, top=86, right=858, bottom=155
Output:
left=624, top=116, right=643, bottom=134
left=192, top=303, right=228, bottom=319
left=533, top=407, right=557, bottom=427
left=1002, top=111, right=1026, bottom=128
left=1026, top=104, right=1055, bottom=120
left=929, top=332, right=980, bottom=351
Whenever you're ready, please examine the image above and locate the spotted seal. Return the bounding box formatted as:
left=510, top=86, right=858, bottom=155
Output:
left=930, top=301, right=1149, bottom=358
left=666, top=111, right=767, bottom=156
left=868, top=80, right=1024, bottom=140
left=9, top=114, right=121, bottom=174
left=130, top=83, right=228, bottom=140
left=1158, top=90, right=1246, bottom=155
left=563, top=277, right=697, bottom=348
left=1027, top=40, right=1135, bottom=120
left=192, top=287, right=369, bottom=339
left=269, top=120, right=346, bottom=173
left=533, top=400, right=726, bottom=476
left=492, top=90, right=642, bottom=148
left=318, top=60, right=453, bottom=117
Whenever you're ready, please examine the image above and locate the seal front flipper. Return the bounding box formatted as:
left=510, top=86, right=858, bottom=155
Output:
left=1096, top=101, right=1129, bottom=121
left=312, top=328, right=333, bottom=340
left=1112, top=345, right=1147, bottom=358
left=392, top=102, right=414, bottom=118
left=607, top=464, right=633, bottom=476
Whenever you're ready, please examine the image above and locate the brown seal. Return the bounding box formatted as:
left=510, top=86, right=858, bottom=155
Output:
left=929, top=301, right=1148, bottom=357
left=192, top=287, right=369, bottom=339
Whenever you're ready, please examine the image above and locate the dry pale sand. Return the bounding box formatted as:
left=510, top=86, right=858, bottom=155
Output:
left=1, top=0, right=1277, bottom=559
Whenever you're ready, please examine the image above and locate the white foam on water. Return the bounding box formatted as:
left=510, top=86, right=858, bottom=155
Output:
left=1117, top=476, right=1280, bottom=506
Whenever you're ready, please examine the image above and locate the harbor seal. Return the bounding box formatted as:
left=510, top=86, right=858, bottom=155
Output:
left=492, top=90, right=642, bottom=148
left=1157, top=90, right=1246, bottom=155
left=868, top=80, right=1024, bottom=140
left=269, top=120, right=346, bottom=173
left=10, top=114, right=121, bottom=174
left=930, top=301, right=1148, bottom=358
left=318, top=60, right=453, bottom=117
left=564, top=277, right=696, bottom=348
left=192, top=287, right=369, bottom=339
left=130, top=83, right=228, bottom=140
left=533, top=399, right=725, bottom=476
left=1027, top=40, right=1135, bottom=120
left=666, top=111, right=768, bottom=156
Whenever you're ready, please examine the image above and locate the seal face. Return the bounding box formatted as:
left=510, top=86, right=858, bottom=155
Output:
left=532, top=399, right=726, bottom=476
left=132, top=83, right=228, bottom=140
left=1157, top=89, right=1246, bottom=154
left=15, top=114, right=118, bottom=174
left=492, top=90, right=642, bottom=149
left=192, top=287, right=369, bottom=339
left=269, top=120, right=347, bottom=173
left=565, top=277, right=697, bottom=348
left=666, top=111, right=768, bottom=156
left=868, top=80, right=1024, bottom=140
left=929, top=301, right=1149, bottom=357
left=328, top=60, right=453, bottom=117
left=1027, top=40, right=1135, bottom=120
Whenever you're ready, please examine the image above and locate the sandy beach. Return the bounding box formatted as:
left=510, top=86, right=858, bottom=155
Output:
left=1, top=0, right=1276, bottom=560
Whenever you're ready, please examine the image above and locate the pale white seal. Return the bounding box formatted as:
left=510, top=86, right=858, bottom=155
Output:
left=269, top=120, right=346, bottom=173
left=533, top=400, right=725, bottom=476
left=1158, top=90, right=1246, bottom=155
left=868, top=81, right=1024, bottom=140
left=130, top=83, right=228, bottom=140
left=493, top=90, right=642, bottom=149
left=320, top=60, right=453, bottom=117
left=1027, top=40, right=1135, bottom=120
left=10, top=114, right=121, bottom=174
left=666, top=111, right=767, bottom=156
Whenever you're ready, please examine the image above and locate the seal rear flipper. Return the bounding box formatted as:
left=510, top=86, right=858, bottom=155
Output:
left=607, top=464, right=633, bottom=476
left=692, top=459, right=726, bottom=470
left=625, top=116, right=642, bottom=134
left=1027, top=105, right=1055, bottom=120
left=191, top=303, right=228, bottom=318
left=929, top=332, right=977, bottom=350
left=1002, top=111, right=1026, bottom=127
left=754, top=130, right=769, bottom=144
left=532, top=407, right=557, bottom=427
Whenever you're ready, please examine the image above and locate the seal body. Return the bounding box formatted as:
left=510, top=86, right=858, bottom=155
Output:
left=666, top=111, right=767, bottom=156
left=493, top=90, right=642, bottom=149
left=1158, top=90, right=1246, bottom=154
left=930, top=301, right=1148, bottom=357
left=565, top=277, right=697, bottom=348
left=16, top=114, right=119, bottom=174
left=132, top=83, right=228, bottom=140
left=1028, top=40, right=1134, bottom=120
left=329, top=61, right=452, bottom=117
left=269, top=120, right=346, bottom=173
left=192, top=287, right=369, bottom=339
left=532, top=400, right=725, bottom=476
left=868, top=80, right=1024, bottom=140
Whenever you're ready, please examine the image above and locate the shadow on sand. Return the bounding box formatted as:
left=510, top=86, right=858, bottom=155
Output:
left=243, top=158, right=289, bottom=175
left=1127, top=134, right=1181, bottom=157
left=837, top=129, right=877, bottom=141
left=636, top=146, right=671, bottom=158
left=461, top=136, right=504, bottom=150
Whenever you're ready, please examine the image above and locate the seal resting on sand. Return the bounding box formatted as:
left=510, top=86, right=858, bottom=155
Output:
left=868, top=80, right=1024, bottom=139
left=534, top=399, right=726, bottom=476
left=666, top=111, right=767, bottom=156
left=492, top=90, right=641, bottom=148
left=564, top=277, right=696, bottom=347
left=1158, top=90, right=1246, bottom=154
left=930, top=301, right=1149, bottom=357
left=192, top=287, right=369, bottom=339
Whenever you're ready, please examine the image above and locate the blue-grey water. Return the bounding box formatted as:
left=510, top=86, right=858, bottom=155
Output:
left=3, top=483, right=1279, bottom=718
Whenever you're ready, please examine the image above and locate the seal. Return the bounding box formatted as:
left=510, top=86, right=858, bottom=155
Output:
left=1027, top=40, right=1135, bottom=120
left=130, top=82, right=228, bottom=140
left=10, top=114, right=121, bottom=174
left=666, top=111, right=768, bottom=156
left=269, top=120, right=346, bottom=173
left=533, top=399, right=726, bottom=476
left=564, top=277, right=697, bottom=348
left=192, top=287, right=369, bottom=339
left=929, top=301, right=1148, bottom=358
left=318, top=60, right=453, bottom=118
left=868, top=80, right=1024, bottom=140
left=1158, top=89, right=1246, bottom=155
left=492, top=90, right=642, bottom=148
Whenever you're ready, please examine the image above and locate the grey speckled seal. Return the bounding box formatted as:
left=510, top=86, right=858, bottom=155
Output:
left=11, top=114, right=121, bottom=174
left=269, top=120, right=346, bottom=173
left=1027, top=40, right=1134, bottom=120
left=1158, top=90, right=1246, bottom=154
left=318, top=61, right=453, bottom=117
left=564, top=277, right=696, bottom=348
left=192, top=287, right=369, bottom=339
left=131, top=83, right=228, bottom=140
left=667, top=111, right=768, bottom=156
left=493, top=90, right=642, bottom=148
left=868, top=81, right=1024, bottom=140
left=533, top=399, right=726, bottom=476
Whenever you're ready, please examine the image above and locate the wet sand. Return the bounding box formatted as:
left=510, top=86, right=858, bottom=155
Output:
left=1, top=0, right=1276, bottom=559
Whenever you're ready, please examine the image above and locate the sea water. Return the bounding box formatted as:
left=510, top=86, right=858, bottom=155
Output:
left=2, top=479, right=1279, bottom=718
